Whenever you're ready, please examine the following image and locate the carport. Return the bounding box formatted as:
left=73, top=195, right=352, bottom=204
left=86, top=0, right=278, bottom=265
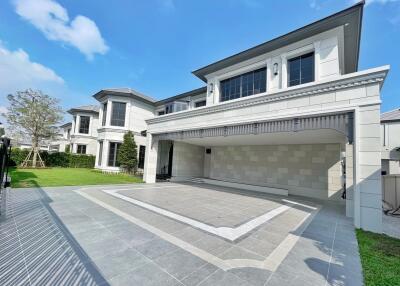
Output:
left=151, top=113, right=352, bottom=202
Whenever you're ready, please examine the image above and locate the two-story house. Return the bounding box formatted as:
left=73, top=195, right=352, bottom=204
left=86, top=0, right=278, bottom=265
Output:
left=141, top=1, right=389, bottom=233
left=49, top=122, right=72, bottom=152
left=68, top=105, right=99, bottom=155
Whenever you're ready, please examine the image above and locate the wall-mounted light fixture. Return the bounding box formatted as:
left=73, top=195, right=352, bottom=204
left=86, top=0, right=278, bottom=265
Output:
left=209, top=83, right=214, bottom=93
left=273, top=63, right=279, bottom=76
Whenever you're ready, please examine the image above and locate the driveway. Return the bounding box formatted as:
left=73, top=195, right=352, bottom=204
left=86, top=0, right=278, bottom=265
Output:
left=0, top=183, right=363, bottom=285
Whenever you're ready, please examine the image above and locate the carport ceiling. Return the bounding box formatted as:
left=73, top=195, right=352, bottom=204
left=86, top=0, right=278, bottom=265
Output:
left=177, top=129, right=346, bottom=146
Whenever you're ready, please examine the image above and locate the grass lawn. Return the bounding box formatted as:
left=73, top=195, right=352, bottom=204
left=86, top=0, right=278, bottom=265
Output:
left=10, top=167, right=143, bottom=188
left=356, top=229, right=400, bottom=286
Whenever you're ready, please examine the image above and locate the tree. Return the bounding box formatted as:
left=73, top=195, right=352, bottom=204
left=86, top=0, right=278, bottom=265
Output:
left=118, top=131, right=138, bottom=174
left=4, top=89, right=63, bottom=167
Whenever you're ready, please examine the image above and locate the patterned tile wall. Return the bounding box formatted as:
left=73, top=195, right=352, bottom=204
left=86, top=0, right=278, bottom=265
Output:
left=172, top=142, right=205, bottom=178
left=210, top=144, right=342, bottom=199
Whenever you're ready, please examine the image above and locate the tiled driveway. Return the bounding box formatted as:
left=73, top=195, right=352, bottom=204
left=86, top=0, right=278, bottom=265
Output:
left=0, top=183, right=363, bottom=285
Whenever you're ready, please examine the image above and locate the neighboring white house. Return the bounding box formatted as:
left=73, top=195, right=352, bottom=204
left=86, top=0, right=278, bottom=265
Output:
left=381, top=108, right=400, bottom=175
left=68, top=105, right=99, bottom=156
left=60, top=2, right=388, bottom=233
left=49, top=122, right=72, bottom=153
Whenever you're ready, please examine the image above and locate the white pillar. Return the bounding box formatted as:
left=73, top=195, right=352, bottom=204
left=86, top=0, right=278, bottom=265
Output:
left=354, top=104, right=382, bottom=233
left=143, top=133, right=159, bottom=183
left=346, top=142, right=354, bottom=218
left=102, top=140, right=109, bottom=168
left=280, top=53, right=287, bottom=89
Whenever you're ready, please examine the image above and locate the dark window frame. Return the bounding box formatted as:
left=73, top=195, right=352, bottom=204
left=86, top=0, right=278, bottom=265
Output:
left=77, top=144, right=87, bottom=154
left=158, top=110, right=165, bottom=116
left=138, top=145, right=146, bottom=169
left=194, top=100, right=206, bottom=108
left=102, top=102, right=108, bottom=126
left=220, top=67, right=267, bottom=102
left=108, top=142, right=121, bottom=167
left=287, top=52, right=315, bottom=87
left=110, top=102, right=126, bottom=127
left=79, top=116, right=90, bottom=134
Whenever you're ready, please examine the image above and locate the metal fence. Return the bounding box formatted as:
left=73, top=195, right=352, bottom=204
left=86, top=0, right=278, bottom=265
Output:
left=0, top=137, right=11, bottom=216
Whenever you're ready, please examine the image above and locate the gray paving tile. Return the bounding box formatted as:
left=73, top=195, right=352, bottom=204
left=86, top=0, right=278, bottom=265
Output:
left=228, top=267, right=272, bottom=286
left=134, top=237, right=179, bottom=260
left=198, top=269, right=252, bottom=286
left=181, top=263, right=219, bottom=286
left=154, top=248, right=207, bottom=281
left=219, top=246, right=264, bottom=261
left=93, top=249, right=150, bottom=280
left=109, top=261, right=181, bottom=286
left=80, top=236, right=130, bottom=260
left=192, top=236, right=233, bottom=256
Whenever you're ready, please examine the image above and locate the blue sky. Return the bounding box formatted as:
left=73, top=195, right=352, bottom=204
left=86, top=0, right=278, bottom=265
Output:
left=0, top=0, right=399, bottom=123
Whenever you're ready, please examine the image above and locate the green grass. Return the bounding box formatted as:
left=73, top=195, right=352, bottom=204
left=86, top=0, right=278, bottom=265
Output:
left=10, top=167, right=143, bottom=188
left=356, top=229, right=400, bottom=286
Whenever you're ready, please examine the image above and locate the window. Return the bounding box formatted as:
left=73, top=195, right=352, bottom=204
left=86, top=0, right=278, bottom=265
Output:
left=138, top=145, right=146, bottom=169
left=195, top=100, right=206, bottom=108
left=110, top=102, right=126, bottom=127
left=288, top=52, right=314, bottom=87
left=79, top=116, right=90, bottom=134
left=77, top=144, right=87, bottom=154
left=98, top=141, right=103, bottom=166
left=108, top=142, right=121, bottom=167
left=220, top=67, right=266, bottom=102
left=158, top=110, right=165, bottom=116
left=102, top=102, right=108, bottom=126
left=164, top=101, right=189, bottom=114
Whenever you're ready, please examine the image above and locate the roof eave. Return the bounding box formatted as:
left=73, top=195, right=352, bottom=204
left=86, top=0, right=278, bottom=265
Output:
left=192, top=1, right=365, bottom=82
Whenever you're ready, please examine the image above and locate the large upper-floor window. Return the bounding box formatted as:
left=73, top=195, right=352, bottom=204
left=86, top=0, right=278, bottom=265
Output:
left=102, top=102, right=108, bottom=126
left=220, top=67, right=266, bottom=102
left=79, top=116, right=90, bottom=134
left=110, top=102, right=126, bottom=127
left=108, top=142, right=121, bottom=167
left=164, top=101, right=189, bottom=114
left=288, top=52, right=314, bottom=87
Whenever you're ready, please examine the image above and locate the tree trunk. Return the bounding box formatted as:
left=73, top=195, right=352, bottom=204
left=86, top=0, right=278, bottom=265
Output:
left=32, top=140, right=38, bottom=168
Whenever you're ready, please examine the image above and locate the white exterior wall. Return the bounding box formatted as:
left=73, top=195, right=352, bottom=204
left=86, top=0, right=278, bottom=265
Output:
left=381, top=120, right=400, bottom=174
left=171, top=142, right=205, bottom=180
left=70, top=112, right=99, bottom=156
left=204, top=27, right=343, bottom=106
left=95, top=95, right=154, bottom=172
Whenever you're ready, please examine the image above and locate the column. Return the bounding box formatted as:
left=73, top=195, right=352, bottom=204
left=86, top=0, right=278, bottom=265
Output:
left=280, top=53, right=287, bottom=89
left=102, top=140, right=110, bottom=168
left=354, top=103, right=382, bottom=232
left=345, top=142, right=354, bottom=217
left=143, top=133, right=159, bottom=183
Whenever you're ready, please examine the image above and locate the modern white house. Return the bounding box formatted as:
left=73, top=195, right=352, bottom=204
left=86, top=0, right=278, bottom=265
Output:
left=141, top=1, right=388, bottom=233
left=57, top=2, right=389, bottom=233
left=381, top=108, right=400, bottom=175
left=68, top=105, right=99, bottom=155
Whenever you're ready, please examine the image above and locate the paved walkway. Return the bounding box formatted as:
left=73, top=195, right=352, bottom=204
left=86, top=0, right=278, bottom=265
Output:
left=0, top=183, right=363, bottom=285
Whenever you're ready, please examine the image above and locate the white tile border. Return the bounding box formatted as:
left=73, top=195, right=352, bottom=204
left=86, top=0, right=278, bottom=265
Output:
left=74, top=187, right=320, bottom=271
left=102, top=188, right=290, bottom=241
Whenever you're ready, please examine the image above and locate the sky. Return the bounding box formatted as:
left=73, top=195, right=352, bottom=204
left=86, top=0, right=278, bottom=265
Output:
left=0, top=0, right=399, bottom=124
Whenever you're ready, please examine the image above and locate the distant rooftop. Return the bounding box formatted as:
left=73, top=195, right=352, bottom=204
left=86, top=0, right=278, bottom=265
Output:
left=67, top=105, right=100, bottom=114
left=381, top=108, right=400, bottom=122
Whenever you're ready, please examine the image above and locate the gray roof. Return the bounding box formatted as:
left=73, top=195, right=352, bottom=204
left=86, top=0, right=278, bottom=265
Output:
left=155, top=87, right=207, bottom=105
left=93, top=88, right=157, bottom=104
left=192, top=1, right=364, bottom=82
left=60, top=122, right=72, bottom=128
left=93, top=86, right=207, bottom=106
left=67, top=105, right=99, bottom=114
left=381, top=108, right=400, bottom=122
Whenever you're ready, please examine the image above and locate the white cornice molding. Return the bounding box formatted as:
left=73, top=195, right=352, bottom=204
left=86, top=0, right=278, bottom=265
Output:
left=146, top=66, right=389, bottom=125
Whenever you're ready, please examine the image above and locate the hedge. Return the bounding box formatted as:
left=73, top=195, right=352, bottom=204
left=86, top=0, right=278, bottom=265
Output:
left=9, top=148, right=95, bottom=168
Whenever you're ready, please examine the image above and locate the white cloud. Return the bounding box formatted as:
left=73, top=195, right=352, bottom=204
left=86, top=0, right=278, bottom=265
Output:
left=0, top=42, right=64, bottom=95
left=14, top=0, right=109, bottom=60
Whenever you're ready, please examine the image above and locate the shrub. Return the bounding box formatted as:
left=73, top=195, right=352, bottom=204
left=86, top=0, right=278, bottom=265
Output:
left=9, top=148, right=95, bottom=168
